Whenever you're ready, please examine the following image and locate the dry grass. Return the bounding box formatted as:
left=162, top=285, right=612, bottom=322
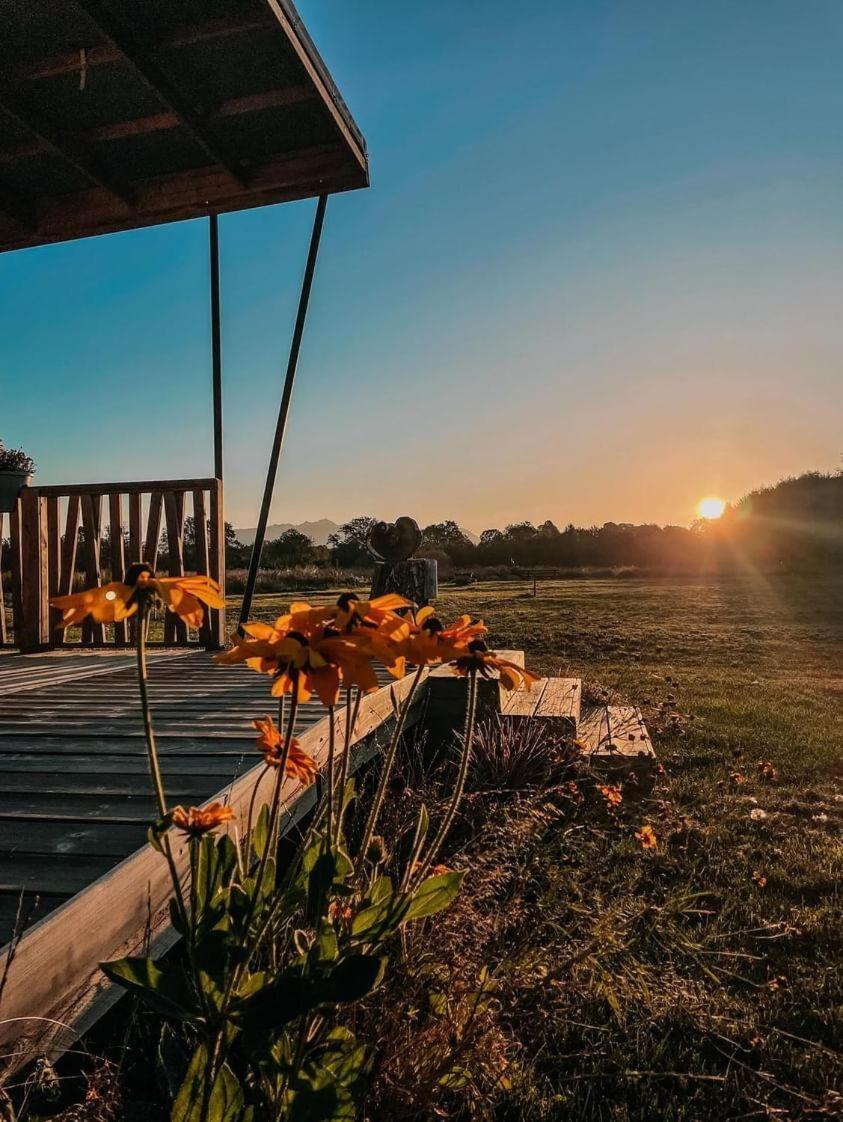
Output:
left=354, top=575, right=843, bottom=1119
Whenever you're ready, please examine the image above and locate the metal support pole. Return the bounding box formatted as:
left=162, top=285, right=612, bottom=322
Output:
left=210, top=214, right=223, bottom=482
left=238, top=194, right=328, bottom=630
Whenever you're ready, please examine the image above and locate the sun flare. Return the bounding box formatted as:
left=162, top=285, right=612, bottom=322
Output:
left=697, top=496, right=726, bottom=520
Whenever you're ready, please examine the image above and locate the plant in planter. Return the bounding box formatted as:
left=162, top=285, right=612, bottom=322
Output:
left=0, top=441, right=35, bottom=513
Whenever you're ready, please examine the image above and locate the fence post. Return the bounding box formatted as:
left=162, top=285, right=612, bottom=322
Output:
left=17, top=488, right=50, bottom=653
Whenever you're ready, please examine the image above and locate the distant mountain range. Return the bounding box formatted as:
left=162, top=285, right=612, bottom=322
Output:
left=233, top=520, right=340, bottom=546
left=233, top=520, right=480, bottom=547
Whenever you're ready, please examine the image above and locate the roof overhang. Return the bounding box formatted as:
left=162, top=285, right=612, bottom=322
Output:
left=0, top=0, right=368, bottom=253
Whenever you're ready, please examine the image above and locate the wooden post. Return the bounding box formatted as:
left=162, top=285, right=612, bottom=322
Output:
left=9, top=501, right=24, bottom=649
left=371, top=558, right=437, bottom=605
left=17, top=488, right=50, bottom=652
left=207, top=478, right=225, bottom=649
left=108, top=493, right=128, bottom=646
left=79, top=493, right=104, bottom=645
left=46, top=495, right=61, bottom=646
left=163, top=490, right=187, bottom=645
left=192, top=488, right=212, bottom=649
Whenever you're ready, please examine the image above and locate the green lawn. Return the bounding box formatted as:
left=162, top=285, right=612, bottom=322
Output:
left=234, top=576, right=842, bottom=1119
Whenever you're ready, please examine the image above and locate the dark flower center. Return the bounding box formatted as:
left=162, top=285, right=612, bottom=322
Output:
left=336, top=593, right=359, bottom=611
left=422, top=617, right=444, bottom=635
left=125, top=561, right=154, bottom=586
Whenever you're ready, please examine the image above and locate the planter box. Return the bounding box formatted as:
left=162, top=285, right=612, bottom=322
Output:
left=0, top=470, right=32, bottom=513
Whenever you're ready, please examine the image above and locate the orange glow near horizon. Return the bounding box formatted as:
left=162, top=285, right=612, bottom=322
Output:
left=697, top=496, right=726, bottom=520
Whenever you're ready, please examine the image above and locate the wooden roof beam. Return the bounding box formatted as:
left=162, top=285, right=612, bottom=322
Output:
left=5, top=12, right=276, bottom=84
left=72, top=0, right=250, bottom=188
left=0, top=179, right=36, bottom=231
left=0, top=85, right=317, bottom=162
left=0, top=83, right=134, bottom=206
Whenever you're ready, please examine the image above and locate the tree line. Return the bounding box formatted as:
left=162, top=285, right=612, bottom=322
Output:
left=226, top=471, right=841, bottom=576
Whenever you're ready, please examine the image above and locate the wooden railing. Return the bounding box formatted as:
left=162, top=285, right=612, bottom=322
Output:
left=9, top=478, right=225, bottom=653
left=0, top=510, right=23, bottom=649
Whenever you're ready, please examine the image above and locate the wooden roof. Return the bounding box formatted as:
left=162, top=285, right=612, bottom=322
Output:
left=0, top=0, right=368, bottom=253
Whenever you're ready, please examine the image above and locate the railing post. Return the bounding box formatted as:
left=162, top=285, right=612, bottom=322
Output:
left=17, top=487, right=50, bottom=653
left=207, top=477, right=226, bottom=650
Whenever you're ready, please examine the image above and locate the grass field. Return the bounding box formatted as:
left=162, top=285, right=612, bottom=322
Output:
left=235, top=575, right=842, bottom=1119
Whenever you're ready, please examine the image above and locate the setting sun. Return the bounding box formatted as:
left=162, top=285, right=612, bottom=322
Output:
left=697, top=496, right=726, bottom=520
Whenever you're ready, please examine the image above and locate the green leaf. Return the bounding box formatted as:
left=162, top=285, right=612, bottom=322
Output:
left=349, top=896, right=399, bottom=941
left=169, top=897, right=188, bottom=936
left=404, top=871, right=464, bottom=922
left=251, top=803, right=270, bottom=863
left=101, top=957, right=197, bottom=1020
left=312, top=923, right=339, bottom=964
left=171, top=1046, right=244, bottom=1122
left=148, top=812, right=175, bottom=853
left=236, top=955, right=386, bottom=1045
left=326, top=954, right=387, bottom=1004
left=414, top=804, right=430, bottom=846
left=368, top=875, right=393, bottom=904
left=286, top=1027, right=372, bottom=1122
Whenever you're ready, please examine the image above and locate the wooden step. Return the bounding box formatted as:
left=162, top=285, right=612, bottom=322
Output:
left=577, top=705, right=656, bottom=785
left=427, top=650, right=526, bottom=720
left=500, top=677, right=581, bottom=736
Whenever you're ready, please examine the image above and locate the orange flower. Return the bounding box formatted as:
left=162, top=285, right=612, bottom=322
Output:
left=253, top=715, right=317, bottom=784
left=332, top=592, right=412, bottom=634
left=171, top=801, right=234, bottom=837
left=393, top=607, right=487, bottom=667
left=218, top=624, right=383, bottom=706
left=634, top=824, right=657, bottom=848
left=757, top=760, right=778, bottom=782
left=452, top=639, right=540, bottom=692
left=255, top=594, right=411, bottom=639
left=51, top=562, right=225, bottom=630
left=598, top=783, right=623, bottom=808
left=751, top=870, right=767, bottom=888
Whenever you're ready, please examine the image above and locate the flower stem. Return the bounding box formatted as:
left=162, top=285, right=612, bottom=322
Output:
left=334, top=688, right=358, bottom=847
left=136, top=607, right=167, bottom=819
left=325, top=705, right=335, bottom=844
left=253, top=688, right=299, bottom=911
left=412, top=668, right=478, bottom=884
left=134, top=604, right=188, bottom=931
left=355, top=664, right=424, bottom=878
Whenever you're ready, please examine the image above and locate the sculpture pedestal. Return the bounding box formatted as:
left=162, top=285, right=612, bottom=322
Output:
left=371, top=558, right=437, bottom=606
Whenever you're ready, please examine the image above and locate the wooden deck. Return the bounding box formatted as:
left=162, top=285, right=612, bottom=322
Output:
left=0, top=648, right=334, bottom=935
left=0, top=647, right=420, bottom=1069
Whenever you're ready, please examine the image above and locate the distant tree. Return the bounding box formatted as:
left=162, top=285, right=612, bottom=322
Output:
left=479, top=528, right=504, bottom=545
left=328, top=516, right=377, bottom=568
left=264, top=528, right=314, bottom=568
left=537, top=520, right=560, bottom=538
left=504, top=522, right=537, bottom=542
left=421, top=521, right=471, bottom=549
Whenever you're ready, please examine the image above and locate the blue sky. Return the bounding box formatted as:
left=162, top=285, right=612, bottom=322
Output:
left=1, top=0, right=841, bottom=531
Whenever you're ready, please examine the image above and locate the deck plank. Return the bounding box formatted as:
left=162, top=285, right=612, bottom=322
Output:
left=0, top=649, right=341, bottom=936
